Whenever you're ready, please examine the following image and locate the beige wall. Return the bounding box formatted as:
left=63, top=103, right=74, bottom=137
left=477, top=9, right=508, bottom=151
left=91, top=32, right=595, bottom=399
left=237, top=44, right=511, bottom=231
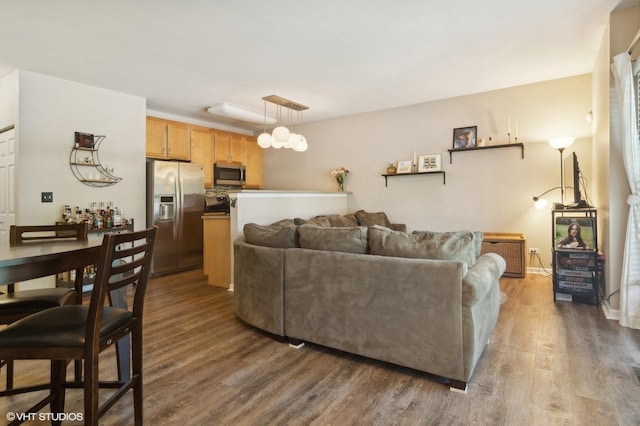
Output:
left=1, top=70, right=147, bottom=229
left=263, top=75, right=593, bottom=271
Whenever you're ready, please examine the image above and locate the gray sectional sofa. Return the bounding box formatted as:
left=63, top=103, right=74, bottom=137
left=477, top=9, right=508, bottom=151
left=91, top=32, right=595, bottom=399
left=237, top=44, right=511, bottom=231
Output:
left=233, top=211, right=506, bottom=392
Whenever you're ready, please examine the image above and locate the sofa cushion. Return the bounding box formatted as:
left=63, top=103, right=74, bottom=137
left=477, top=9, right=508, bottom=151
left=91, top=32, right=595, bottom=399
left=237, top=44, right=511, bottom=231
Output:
left=270, top=218, right=296, bottom=228
left=298, top=225, right=369, bottom=254
left=354, top=210, right=392, bottom=228
left=328, top=214, right=358, bottom=227
left=413, top=230, right=484, bottom=261
left=369, top=225, right=477, bottom=267
left=294, top=216, right=331, bottom=227
left=243, top=223, right=298, bottom=248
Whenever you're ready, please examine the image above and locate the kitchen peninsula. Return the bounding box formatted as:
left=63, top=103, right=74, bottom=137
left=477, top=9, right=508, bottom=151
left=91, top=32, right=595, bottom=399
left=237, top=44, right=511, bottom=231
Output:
left=202, top=190, right=349, bottom=289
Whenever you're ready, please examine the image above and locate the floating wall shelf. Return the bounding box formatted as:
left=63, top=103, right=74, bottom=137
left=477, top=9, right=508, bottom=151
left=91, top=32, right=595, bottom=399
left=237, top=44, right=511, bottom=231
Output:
left=381, top=171, right=446, bottom=187
left=69, top=135, right=122, bottom=187
left=447, top=142, right=524, bottom=164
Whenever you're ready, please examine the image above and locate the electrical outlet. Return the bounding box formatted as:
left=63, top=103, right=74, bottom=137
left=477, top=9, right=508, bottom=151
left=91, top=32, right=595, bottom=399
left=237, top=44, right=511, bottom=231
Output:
left=41, top=192, right=53, bottom=203
left=528, top=247, right=539, bottom=255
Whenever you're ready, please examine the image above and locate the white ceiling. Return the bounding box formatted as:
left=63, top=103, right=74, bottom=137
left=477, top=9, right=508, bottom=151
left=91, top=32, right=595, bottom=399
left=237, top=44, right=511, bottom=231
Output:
left=0, top=0, right=630, bottom=131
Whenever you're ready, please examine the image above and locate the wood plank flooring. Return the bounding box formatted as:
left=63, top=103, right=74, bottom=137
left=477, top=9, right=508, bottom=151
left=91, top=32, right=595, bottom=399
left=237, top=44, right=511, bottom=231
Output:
left=1, top=270, right=640, bottom=425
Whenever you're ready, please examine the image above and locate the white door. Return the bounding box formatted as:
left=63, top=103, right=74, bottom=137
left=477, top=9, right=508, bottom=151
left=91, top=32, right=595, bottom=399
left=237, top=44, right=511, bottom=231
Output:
left=0, top=127, right=16, bottom=237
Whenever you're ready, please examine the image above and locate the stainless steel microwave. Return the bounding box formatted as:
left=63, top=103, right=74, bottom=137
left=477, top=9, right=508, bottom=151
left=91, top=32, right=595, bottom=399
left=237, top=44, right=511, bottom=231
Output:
left=213, top=163, right=246, bottom=187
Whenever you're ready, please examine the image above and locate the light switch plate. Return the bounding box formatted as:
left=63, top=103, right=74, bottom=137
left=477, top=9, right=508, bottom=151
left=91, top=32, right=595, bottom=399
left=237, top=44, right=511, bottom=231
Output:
left=41, top=192, right=53, bottom=203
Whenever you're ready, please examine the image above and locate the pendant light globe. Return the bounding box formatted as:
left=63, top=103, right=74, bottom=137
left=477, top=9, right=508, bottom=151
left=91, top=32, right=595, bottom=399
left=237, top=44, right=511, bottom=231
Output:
left=272, top=126, right=290, bottom=144
left=257, top=132, right=273, bottom=148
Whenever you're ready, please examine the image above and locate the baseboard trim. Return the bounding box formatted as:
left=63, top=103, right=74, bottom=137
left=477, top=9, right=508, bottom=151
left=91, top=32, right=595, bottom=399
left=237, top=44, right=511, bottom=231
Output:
left=526, top=267, right=551, bottom=276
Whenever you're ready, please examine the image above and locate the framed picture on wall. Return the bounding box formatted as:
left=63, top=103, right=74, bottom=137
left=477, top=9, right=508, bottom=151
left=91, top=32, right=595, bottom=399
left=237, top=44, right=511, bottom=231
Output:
left=396, top=160, right=412, bottom=174
left=75, top=132, right=95, bottom=149
left=417, top=154, right=442, bottom=172
left=452, top=126, right=477, bottom=149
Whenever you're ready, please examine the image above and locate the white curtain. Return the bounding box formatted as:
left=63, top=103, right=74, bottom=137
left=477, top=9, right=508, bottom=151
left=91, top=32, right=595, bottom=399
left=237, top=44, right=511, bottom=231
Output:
left=612, top=52, right=640, bottom=329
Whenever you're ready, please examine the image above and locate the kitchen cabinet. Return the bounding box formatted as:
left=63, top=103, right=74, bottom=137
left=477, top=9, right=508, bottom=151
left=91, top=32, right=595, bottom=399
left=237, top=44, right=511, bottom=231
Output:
left=242, top=136, right=263, bottom=189
left=214, top=131, right=243, bottom=164
left=190, top=126, right=214, bottom=187
left=146, top=117, right=191, bottom=161
left=202, top=215, right=231, bottom=287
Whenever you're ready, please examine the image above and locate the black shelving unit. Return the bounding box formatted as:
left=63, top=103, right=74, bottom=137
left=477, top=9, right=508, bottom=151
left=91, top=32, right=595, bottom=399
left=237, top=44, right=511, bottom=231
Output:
left=551, top=208, right=601, bottom=305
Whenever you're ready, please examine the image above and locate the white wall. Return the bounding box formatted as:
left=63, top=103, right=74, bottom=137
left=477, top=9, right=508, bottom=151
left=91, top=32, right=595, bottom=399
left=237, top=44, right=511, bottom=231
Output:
left=11, top=71, right=147, bottom=228
left=263, top=75, right=593, bottom=271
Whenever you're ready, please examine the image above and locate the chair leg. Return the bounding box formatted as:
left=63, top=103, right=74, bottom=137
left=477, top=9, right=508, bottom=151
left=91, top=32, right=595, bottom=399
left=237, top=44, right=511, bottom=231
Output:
left=132, top=328, right=143, bottom=426
left=6, top=360, right=13, bottom=389
left=84, top=353, right=99, bottom=426
left=50, top=360, right=67, bottom=426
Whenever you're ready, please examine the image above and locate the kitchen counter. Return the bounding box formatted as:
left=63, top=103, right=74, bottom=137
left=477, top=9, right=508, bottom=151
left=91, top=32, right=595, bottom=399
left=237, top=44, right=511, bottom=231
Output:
left=202, top=213, right=230, bottom=219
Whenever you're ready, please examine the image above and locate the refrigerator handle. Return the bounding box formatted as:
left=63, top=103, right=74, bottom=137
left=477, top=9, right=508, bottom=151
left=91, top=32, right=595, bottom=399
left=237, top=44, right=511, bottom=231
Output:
left=175, top=175, right=181, bottom=240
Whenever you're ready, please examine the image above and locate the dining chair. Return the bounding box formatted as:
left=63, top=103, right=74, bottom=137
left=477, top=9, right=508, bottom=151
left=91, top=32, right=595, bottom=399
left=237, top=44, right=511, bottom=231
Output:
left=0, top=226, right=157, bottom=426
left=0, top=223, right=89, bottom=391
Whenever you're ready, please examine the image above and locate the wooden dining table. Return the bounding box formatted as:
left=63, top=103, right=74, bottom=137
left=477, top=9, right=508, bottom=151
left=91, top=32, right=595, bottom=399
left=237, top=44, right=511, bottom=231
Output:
left=0, top=235, right=103, bottom=287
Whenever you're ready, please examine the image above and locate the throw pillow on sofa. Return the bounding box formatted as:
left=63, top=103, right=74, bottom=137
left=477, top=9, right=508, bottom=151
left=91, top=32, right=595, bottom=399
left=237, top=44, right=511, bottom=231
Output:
left=412, top=230, right=484, bottom=261
left=298, top=225, right=369, bottom=254
left=354, top=210, right=392, bottom=228
left=244, top=223, right=298, bottom=248
left=368, top=225, right=477, bottom=267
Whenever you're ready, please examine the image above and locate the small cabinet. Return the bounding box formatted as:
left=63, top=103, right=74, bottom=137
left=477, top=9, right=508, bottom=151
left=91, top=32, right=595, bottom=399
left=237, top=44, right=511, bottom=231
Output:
left=214, top=131, right=243, bottom=164
left=190, top=127, right=214, bottom=187
left=242, top=136, right=263, bottom=189
left=146, top=117, right=191, bottom=161
left=203, top=216, right=231, bottom=287
left=481, top=233, right=526, bottom=278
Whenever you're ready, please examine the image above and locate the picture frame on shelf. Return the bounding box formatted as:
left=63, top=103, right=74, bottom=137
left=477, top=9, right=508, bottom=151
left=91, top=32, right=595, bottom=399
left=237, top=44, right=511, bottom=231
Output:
left=555, top=217, right=595, bottom=250
left=452, top=126, right=477, bottom=149
left=417, top=154, right=442, bottom=172
left=75, top=131, right=95, bottom=149
left=396, top=160, right=412, bottom=174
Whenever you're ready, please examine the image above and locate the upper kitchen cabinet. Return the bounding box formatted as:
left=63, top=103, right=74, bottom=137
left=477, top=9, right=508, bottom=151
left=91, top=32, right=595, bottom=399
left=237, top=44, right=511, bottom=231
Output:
left=213, top=131, right=243, bottom=164
left=146, top=117, right=191, bottom=161
left=242, top=136, right=263, bottom=189
left=190, top=126, right=214, bottom=187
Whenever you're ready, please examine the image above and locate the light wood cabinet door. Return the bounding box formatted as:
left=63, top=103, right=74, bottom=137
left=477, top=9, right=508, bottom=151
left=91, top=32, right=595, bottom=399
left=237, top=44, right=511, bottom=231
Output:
left=229, top=134, right=243, bottom=164
left=190, top=127, right=213, bottom=187
left=243, top=137, right=263, bottom=189
left=213, top=132, right=230, bottom=163
left=146, top=118, right=168, bottom=159
left=203, top=218, right=231, bottom=287
left=167, top=123, right=191, bottom=161
left=214, top=131, right=243, bottom=164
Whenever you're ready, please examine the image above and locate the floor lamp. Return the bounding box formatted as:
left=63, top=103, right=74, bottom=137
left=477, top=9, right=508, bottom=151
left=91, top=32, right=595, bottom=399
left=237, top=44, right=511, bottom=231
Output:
left=548, top=137, right=575, bottom=207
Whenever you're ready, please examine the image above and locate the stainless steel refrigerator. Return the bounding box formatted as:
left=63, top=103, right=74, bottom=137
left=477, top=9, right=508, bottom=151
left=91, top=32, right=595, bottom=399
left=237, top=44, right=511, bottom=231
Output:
left=146, top=160, right=204, bottom=276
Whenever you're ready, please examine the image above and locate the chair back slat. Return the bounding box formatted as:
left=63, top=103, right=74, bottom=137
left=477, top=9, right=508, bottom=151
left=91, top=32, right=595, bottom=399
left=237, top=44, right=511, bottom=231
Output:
left=87, top=227, right=157, bottom=344
left=9, top=223, right=89, bottom=245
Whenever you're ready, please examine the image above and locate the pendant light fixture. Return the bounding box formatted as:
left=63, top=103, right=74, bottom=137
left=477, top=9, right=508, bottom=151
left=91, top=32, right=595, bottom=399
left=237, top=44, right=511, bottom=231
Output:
left=257, top=95, right=309, bottom=152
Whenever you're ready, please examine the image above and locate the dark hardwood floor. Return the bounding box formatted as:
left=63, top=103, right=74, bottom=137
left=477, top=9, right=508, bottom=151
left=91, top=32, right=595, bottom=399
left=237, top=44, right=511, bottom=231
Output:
left=2, top=269, right=640, bottom=425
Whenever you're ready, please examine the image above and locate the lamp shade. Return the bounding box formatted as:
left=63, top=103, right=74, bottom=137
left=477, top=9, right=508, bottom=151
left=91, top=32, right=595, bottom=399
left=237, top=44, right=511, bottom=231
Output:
left=272, top=126, right=290, bottom=143
left=548, top=137, right=575, bottom=150
left=257, top=132, right=273, bottom=148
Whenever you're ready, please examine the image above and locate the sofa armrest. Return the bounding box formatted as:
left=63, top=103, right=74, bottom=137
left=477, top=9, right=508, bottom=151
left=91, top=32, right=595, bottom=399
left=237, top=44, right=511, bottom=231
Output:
left=234, top=239, right=286, bottom=336
left=462, top=253, right=506, bottom=307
